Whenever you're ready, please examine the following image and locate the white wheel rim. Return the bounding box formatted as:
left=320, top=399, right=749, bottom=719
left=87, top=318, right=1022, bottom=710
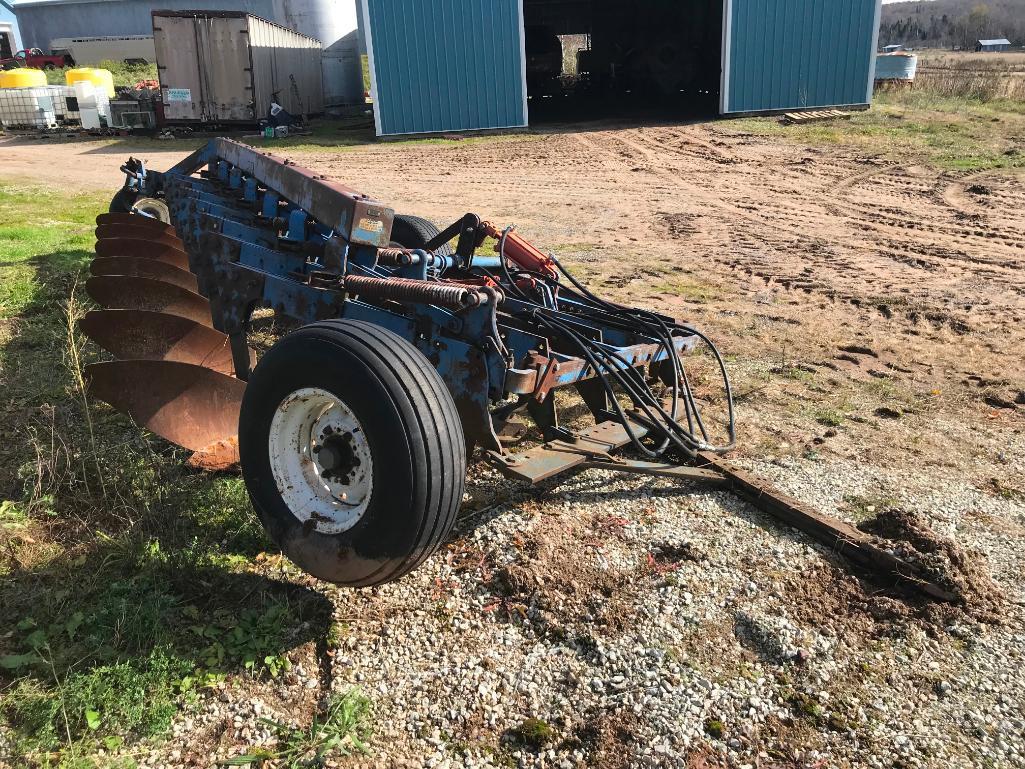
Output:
left=267, top=387, right=374, bottom=535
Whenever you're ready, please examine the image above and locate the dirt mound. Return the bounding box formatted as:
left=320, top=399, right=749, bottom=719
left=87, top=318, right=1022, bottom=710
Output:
left=488, top=527, right=637, bottom=634
left=860, top=508, right=1005, bottom=624
left=570, top=709, right=643, bottom=769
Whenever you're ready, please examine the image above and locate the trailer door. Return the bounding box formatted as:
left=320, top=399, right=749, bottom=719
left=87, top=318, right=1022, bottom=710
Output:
left=720, top=0, right=881, bottom=114
left=196, top=16, right=254, bottom=123
left=154, top=15, right=204, bottom=122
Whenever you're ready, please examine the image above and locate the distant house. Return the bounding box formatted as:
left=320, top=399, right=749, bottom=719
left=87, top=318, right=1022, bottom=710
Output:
left=976, top=38, right=1011, bottom=52
left=882, top=44, right=903, bottom=53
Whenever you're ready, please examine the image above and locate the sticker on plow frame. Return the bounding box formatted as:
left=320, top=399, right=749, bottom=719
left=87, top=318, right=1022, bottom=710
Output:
left=167, top=88, right=192, bottom=102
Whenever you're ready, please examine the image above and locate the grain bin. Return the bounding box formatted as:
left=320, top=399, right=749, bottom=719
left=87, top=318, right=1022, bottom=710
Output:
left=152, top=10, right=323, bottom=125
left=874, top=53, right=918, bottom=83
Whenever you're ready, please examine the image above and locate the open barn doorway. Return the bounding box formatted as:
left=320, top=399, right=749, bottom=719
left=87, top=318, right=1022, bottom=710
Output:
left=523, top=0, right=724, bottom=122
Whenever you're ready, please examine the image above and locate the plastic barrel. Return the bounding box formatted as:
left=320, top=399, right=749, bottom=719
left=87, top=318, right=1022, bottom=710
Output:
left=0, top=69, right=48, bottom=89
left=65, top=68, right=115, bottom=99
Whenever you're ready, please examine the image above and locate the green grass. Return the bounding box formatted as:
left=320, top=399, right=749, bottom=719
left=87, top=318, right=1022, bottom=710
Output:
left=0, top=183, right=341, bottom=766
left=44, top=60, right=158, bottom=89
left=728, top=90, right=1025, bottom=172
left=226, top=689, right=373, bottom=767
left=0, top=184, right=103, bottom=318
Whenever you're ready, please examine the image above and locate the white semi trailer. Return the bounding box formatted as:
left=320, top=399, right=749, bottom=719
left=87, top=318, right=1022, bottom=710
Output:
left=50, top=35, right=156, bottom=65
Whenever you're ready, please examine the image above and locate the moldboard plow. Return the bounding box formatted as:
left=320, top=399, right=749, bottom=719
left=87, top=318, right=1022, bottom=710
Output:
left=82, top=140, right=954, bottom=599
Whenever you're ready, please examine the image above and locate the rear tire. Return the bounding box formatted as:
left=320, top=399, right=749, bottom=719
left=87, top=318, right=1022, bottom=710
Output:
left=390, top=214, right=453, bottom=256
left=238, top=319, right=466, bottom=586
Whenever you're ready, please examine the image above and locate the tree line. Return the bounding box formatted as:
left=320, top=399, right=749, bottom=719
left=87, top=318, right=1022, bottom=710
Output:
left=880, top=1, right=1024, bottom=48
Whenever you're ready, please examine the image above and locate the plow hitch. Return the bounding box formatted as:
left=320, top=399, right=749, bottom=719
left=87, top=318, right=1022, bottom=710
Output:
left=79, top=139, right=954, bottom=599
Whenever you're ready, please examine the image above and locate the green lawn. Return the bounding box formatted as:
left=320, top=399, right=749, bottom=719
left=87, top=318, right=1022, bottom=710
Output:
left=728, top=91, right=1025, bottom=172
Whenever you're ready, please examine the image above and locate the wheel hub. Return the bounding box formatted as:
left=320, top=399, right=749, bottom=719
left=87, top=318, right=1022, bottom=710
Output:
left=267, top=387, right=373, bottom=534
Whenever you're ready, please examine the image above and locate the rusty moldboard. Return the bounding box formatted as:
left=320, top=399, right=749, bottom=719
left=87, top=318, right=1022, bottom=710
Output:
left=96, top=212, right=176, bottom=234
left=94, top=239, right=191, bottom=271
left=79, top=309, right=251, bottom=376
left=85, top=359, right=244, bottom=454
left=85, top=276, right=212, bottom=327
left=96, top=224, right=183, bottom=248
left=90, top=256, right=199, bottom=293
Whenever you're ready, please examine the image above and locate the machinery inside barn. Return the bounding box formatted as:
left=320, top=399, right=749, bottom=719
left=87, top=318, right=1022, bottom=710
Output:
left=523, top=0, right=723, bottom=117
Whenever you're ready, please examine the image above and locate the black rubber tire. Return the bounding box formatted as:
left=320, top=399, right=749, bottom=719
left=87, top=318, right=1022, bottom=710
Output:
left=238, top=319, right=466, bottom=586
left=390, top=214, right=453, bottom=257
left=109, top=187, right=140, bottom=214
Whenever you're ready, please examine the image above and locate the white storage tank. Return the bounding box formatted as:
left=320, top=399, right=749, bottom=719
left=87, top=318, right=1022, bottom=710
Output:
left=0, top=87, right=58, bottom=129
left=0, top=84, right=109, bottom=129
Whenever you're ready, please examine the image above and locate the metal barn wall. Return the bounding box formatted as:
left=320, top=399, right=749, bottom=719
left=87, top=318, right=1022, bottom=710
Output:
left=363, top=0, right=526, bottom=136
left=15, top=0, right=278, bottom=48
left=722, top=0, right=881, bottom=114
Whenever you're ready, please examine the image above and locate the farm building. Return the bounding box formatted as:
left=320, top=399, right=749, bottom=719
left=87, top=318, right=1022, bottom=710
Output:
left=358, top=0, right=883, bottom=137
left=0, top=18, right=18, bottom=59
left=977, top=38, right=1011, bottom=52
left=10, top=0, right=363, bottom=107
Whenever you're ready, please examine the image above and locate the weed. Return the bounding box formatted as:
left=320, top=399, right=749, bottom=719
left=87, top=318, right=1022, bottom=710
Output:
left=844, top=492, right=901, bottom=522
left=508, top=717, right=554, bottom=749
left=704, top=718, right=725, bottom=739
left=4, top=648, right=193, bottom=753
left=225, top=689, right=373, bottom=767
left=812, top=408, right=846, bottom=428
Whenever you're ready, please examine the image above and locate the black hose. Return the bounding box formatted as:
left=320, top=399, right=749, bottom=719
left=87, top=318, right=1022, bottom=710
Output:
left=532, top=254, right=736, bottom=454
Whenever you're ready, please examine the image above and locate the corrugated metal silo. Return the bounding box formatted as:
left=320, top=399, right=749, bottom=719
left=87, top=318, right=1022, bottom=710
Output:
left=874, top=53, right=918, bottom=82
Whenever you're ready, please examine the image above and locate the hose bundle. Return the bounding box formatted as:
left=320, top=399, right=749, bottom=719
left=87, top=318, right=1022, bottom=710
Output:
left=497, top=229, right=736, bottom=459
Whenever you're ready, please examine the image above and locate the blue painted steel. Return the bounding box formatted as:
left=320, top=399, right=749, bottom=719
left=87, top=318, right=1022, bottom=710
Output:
left=156, top=138, right=700, bottom=451
left=724, top=0, right=880, bottom=113
left=363, top=0, right=526, bottom=136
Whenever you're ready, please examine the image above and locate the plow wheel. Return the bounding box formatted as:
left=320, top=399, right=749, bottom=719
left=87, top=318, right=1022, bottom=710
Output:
left=238, top=319, right=466, bottom=586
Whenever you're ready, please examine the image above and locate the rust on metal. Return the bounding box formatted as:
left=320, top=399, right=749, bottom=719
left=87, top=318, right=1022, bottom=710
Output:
left=90, top=256, right=199, bottom=293
left=85, top=276, right=212, bottom=327
left=79, top=309, right=252, bottom=375
left=694, top=452, right=958, bottom=602
left=488, top=418, right=653, bottom=484
left=85, top=360, right=244, bottom=453
left=210, top=138, right=396, bottom=247
left=94, top=239, right=190, bottom=271
left=96, top=212, right=176, bottom=235
left=343, top=274, right=491, bottom=309
left=95, top=224, right=183, bottom=249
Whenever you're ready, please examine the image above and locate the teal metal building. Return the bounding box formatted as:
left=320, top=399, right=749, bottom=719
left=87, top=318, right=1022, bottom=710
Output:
left=359, top=0, right=882, bottom=137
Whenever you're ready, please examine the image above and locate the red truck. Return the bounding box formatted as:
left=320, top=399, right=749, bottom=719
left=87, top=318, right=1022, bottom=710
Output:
left=0, top=48, right=74, bottom=70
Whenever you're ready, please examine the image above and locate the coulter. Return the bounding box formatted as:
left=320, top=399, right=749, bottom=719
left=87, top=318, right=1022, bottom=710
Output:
left=83, top=141, right=954, bottom=597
